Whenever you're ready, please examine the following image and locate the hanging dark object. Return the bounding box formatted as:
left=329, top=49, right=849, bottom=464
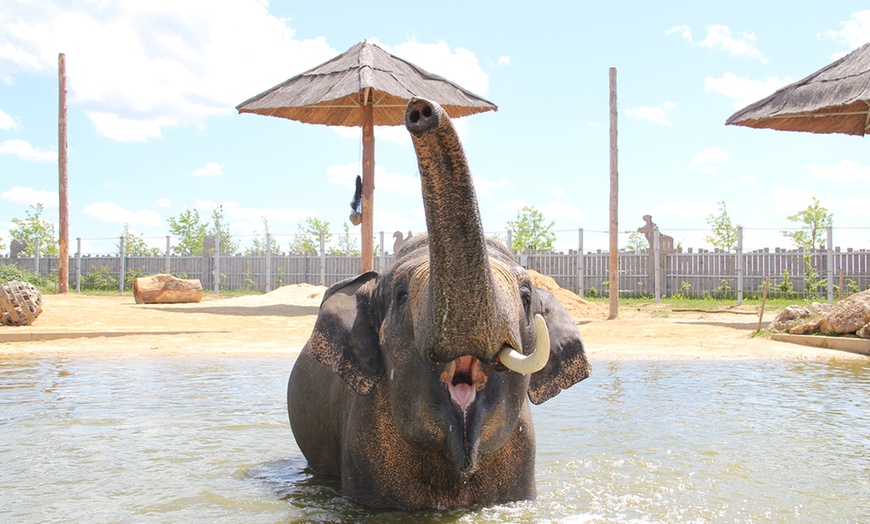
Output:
left=349, top=175, right=363, bottom=226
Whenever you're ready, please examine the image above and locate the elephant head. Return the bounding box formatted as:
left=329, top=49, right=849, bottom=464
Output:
left=288, top=98, right=589, bottom=509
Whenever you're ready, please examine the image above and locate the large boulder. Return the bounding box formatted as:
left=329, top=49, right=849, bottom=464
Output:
left=768, top=302, right=832, bottom=332
left=820, top=289, right=870, bottom=334
left=775, top=289, right=870, bottom=338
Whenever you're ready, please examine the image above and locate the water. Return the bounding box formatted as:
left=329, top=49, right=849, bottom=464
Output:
left=1, top=355, right=868, bottom=523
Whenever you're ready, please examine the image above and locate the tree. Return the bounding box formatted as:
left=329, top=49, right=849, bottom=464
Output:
left=10, top=203, right=58, bottom=255
left=208, top=205, right=239, bottom=254
left=168, top=208, right=208, bottom=255
left=118, top=224, right=161, bottom=256
left=623, top=231, right=647, bottom=252
left=781, top=196, right=833, bottom=251
left=329, top=222, right=361, bottom=256
left=506, top=206, right=556, bottom=253
left=245, top=216, right=281, bottom=255
left=288, top=217, right=331, bottom=255
left=704, top=201, right=738, bottom=250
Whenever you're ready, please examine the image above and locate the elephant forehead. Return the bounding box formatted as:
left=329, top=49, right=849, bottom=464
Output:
left=490, top=258, right=523, bottom=297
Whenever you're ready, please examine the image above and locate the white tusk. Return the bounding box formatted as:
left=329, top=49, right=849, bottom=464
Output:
left=497, top=314, right=550, bottom=375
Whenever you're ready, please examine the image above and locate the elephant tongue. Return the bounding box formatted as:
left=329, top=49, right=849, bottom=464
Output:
left=451, top=383, right=476, bottom=411
left=448, top=356, right=481, bottom=412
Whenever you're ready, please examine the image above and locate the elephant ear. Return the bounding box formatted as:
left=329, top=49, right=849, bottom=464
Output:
left=305, top=271, right=384, bottom=396
left=528, top=287, right=591, bottom=405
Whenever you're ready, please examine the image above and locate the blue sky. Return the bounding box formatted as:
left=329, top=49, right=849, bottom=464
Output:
left=2, top=1, right=869, bottom=255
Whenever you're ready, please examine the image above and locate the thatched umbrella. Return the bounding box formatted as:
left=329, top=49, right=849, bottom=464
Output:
left=236, top=41, right=497, bottom=272
left=726, top=43, right=870, bottom=136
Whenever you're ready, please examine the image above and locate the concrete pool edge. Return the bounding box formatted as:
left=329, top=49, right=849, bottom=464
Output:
left=771, top=334, right=870, bottom=356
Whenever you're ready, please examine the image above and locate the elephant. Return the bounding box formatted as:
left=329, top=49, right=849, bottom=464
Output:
left=287, top=97, right=590, bottom=510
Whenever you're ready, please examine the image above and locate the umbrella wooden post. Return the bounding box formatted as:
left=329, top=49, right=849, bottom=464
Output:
left=361, top=98, right=375, bottom=273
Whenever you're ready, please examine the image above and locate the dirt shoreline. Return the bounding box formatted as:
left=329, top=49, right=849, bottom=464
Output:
left=1, top=285, right=866, bottom=361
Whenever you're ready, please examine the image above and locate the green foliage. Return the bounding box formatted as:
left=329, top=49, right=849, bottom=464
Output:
left=118, top=224, right=161, bottom=256
left=776, top=269, right=794, bottom=297
left=0, top=264, right=49, bottom=287
left=624, top=231, right=647, bottom=253
left=329, top=223, right=361, bottom=256
left=82, top=266, right=118, bottom=291
left=245, top=216, right=281, bottom=256
left=208, top=205, right=238, bottom=255
left=10, top=203, right=58, bottom=256
left=704, top=201, right=738, bottom=250
left=288, top=217, right=331, bottom=255
left=506, top=206, right=556, bottom=254
left=168, top=208, right=208, bottom=255
left=781, top=196, right=833, bottom=251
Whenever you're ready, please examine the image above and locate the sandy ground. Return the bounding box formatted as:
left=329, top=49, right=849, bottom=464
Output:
left=0, top=283, right=866, bottom=361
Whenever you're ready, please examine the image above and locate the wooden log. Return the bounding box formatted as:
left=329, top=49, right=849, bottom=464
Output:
left=133, top=274, right=203, bottom=304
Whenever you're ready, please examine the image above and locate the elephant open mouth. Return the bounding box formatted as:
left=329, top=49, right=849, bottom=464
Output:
left=440, top=356, right=488, bottom=415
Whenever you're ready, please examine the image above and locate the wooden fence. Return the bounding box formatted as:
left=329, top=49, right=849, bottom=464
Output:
left=4, top=246, right=869, bottom=301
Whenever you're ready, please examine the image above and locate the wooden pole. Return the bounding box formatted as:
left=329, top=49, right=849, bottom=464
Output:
left=756, top=278, right=770, bottom=333
left=58, top=53, right=69, bottom=294
left=608, top=67, right=619, bottom=319
left=361, top=89, right=375, bottom=273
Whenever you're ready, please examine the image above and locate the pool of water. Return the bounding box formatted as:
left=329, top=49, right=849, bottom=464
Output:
left=1, top=355, right=867, bottom=523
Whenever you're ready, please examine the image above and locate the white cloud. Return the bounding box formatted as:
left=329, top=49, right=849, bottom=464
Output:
left=822, top=10, right=870, bottom=51
left=2, top=186, right=58, bottom=206
left=0, top=1, right=337, bottom=142
left=379, top=38, right=490, bottom=96
left=192, top=161, right=224, bottom=177
left=667, top=24, right=767, bottom=63
left=86, top=112, right=169, bottom=143
left=691, top=146, right=730, bottom=167
left=805, top=159, right=870, bottom=183
left=740, top=174, right=759, bottom=185
left=325, top=162, right=419, bottom=197
left=625, top=102, right=677, bottom=126
left=497, top=55, right=511, bottom=67
left=0, top=107, right=18, bottom=129
left=705, top=72, right=793, bottom=109
left=0, top=139, right=56, bottom=162
left=764, top=187, right=822, bottom=215
left=83, top=201, right=162, bottom=226
left=155, top=198, right=172, bottom=208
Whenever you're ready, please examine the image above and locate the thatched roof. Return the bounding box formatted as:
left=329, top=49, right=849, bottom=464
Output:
left=726, top=42, right=870, bottom=136
left=236, top=41, right=497, bottom=126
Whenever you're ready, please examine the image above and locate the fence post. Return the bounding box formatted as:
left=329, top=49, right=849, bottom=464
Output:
left=577, top=228, right=584, bottom=297
left=507, top=230, right=514, bottom=255
left=265, top=232, right=272, bottom=292
left=214, top=234, right=220, bottom=295
left=319, top=232, right=326, bottom=286
left=379, top=231, right=385, bottom=272
left=75, top=237, right=82, bottom=293
left=827, top=226, right=834, bottom=304
left=737, top=226, right=744, bottom=305
left=165, top=236, right=171, bottom=274
left=119, top=235, right=126, bottom=293
left=653, top=227, right=661, bottom=303
left=34, top=237, right=40, bottom=277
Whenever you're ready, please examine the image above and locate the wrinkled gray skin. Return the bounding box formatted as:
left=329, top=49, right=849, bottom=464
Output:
left=287, top=98, right=590, bottom=510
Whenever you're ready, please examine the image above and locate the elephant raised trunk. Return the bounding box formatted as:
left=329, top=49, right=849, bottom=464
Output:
left=405, top=98, right=495, bottom=364
left=405, top=98, right=547, bottom=373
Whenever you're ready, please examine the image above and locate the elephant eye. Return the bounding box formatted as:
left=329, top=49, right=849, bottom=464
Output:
left=520, top=286, right=532, bottom=313
left=395, top=288, right=409, bottom=308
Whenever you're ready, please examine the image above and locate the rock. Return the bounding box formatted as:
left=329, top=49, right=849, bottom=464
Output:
left=768, top=302, right=832, bottom=332
left=822, top=289, right=870, bottom=334
left=0, top=280, right=42, bottom=326
left=856, top=322, right=870, bottom=339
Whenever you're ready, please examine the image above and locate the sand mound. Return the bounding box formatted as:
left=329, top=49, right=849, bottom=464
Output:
left=204, top=276, right=603, bottom=320
left=528, top=270, right=607, bottom=321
